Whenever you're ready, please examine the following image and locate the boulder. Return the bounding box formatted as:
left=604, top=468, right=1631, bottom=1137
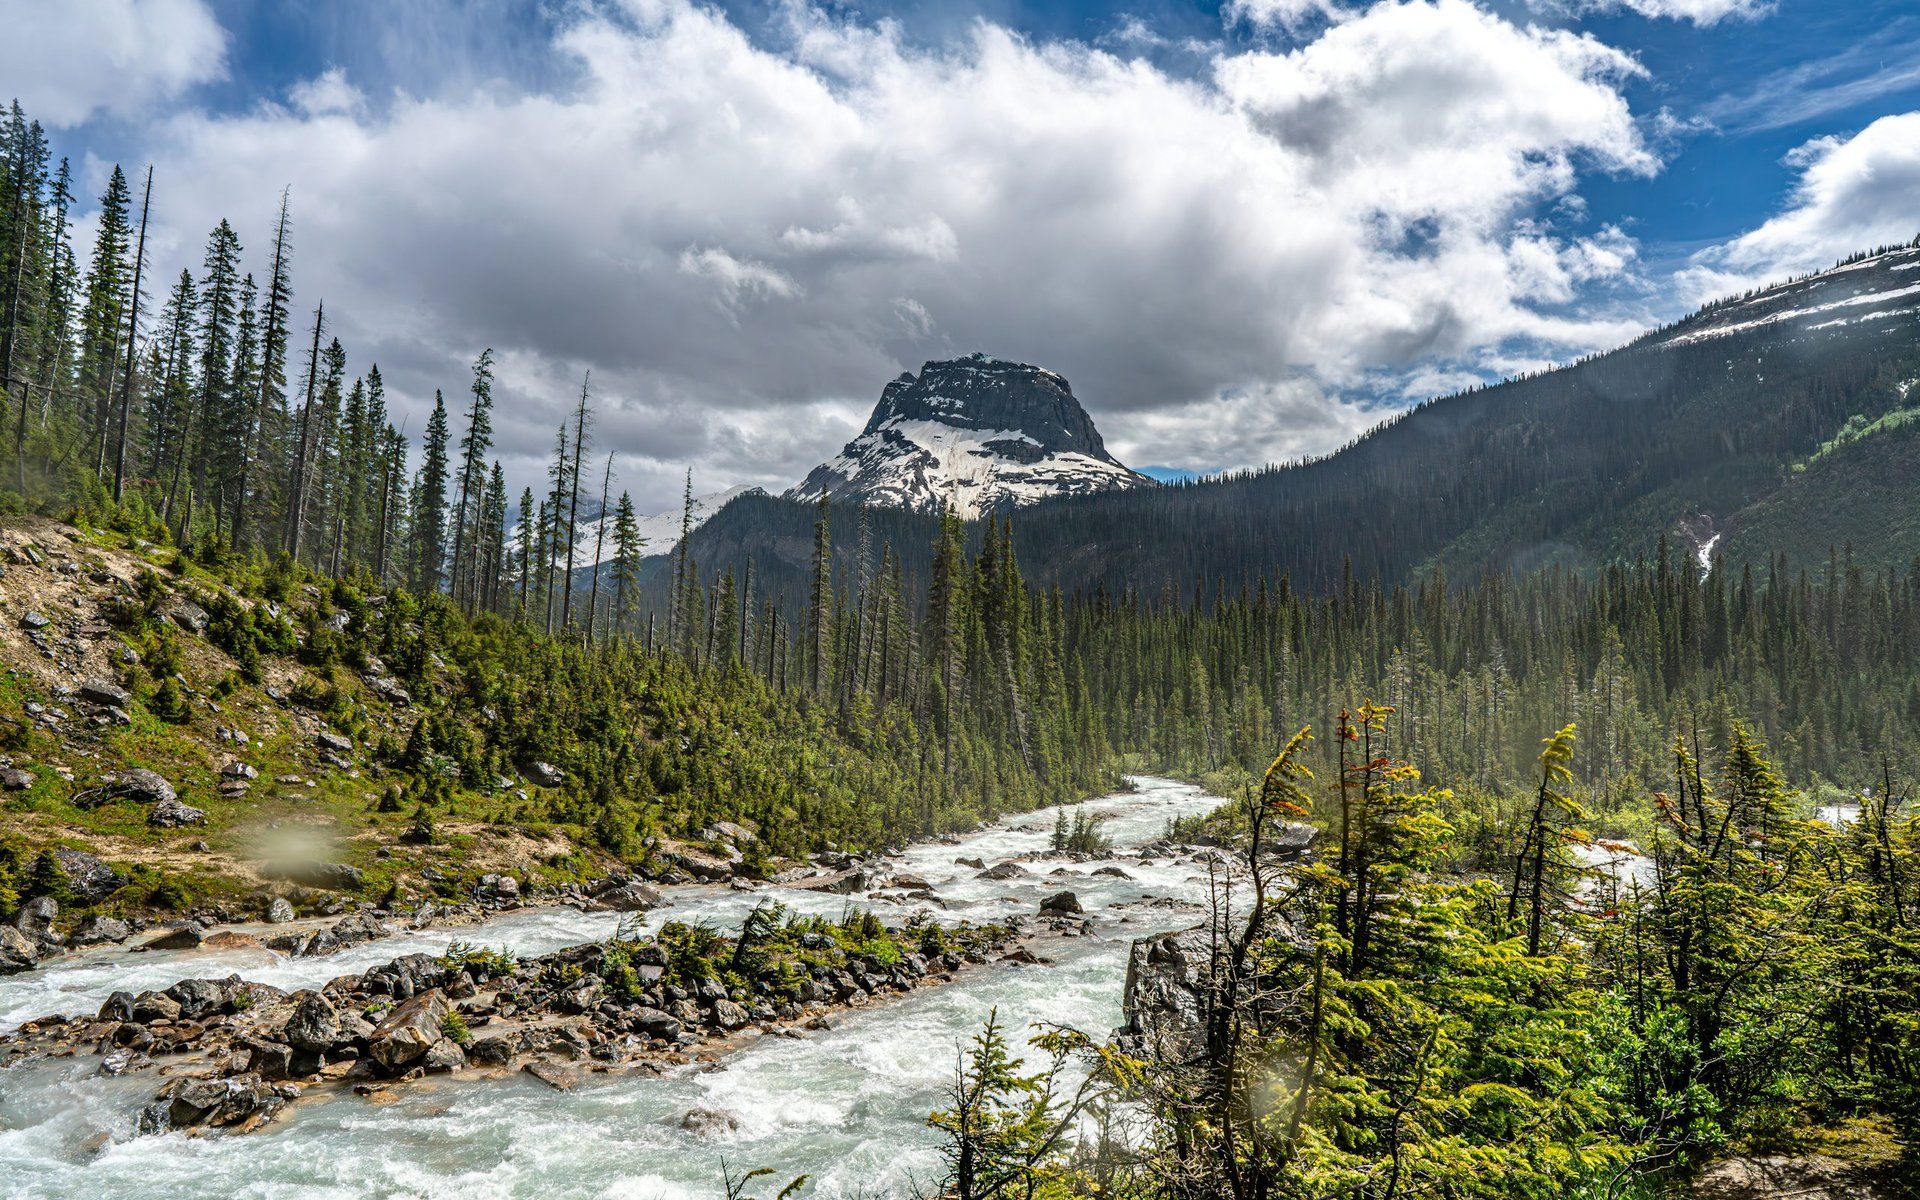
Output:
left=681, top=1106, right=743, bottom=1136
left=476, top=874, right=520, bottom=906
left=366, top=676, right=412, bottom=706
left=367, top=989, right=450, bottom=1069
left=78, top=677, right=132, bottom=709
left=978, top=861, right=1029, bottom=881
left=1093, top=865, right=1134, bottom=879
left=1039, top=891, right=1083, bottom=915
left=53, top=848, right=129, bottom=903
left=629, top=1007, right=683, bottom=1041
left=167, top=599, right=210, bottom=634
left=20, top=610, right=50, bottom=629
left=525, top=761, right=564, bottom=788
left=955, top=856, right=987, bottom=869
left=468, top=1036, right=514, bottom=1066
left=148, top=797, right=207, bottom=828
left=283, top=993, right=347, bottom=1051
left=588, top=881, right=665, bottom=912
left=247, top=1040, right=296, bottom=1080
left=0, top=925, right=39, bottom=974
left=130, top=990, right=183, bottom=1023
left=710, top=999, right=750, bottom=1030
left=75, top=768, right=176, bottom=809
left=314, top=730, right=352, bottom=755
left=221, top=761, right=259, bottom=780
left=0, top=766, right=32, bottom=791
left=15, top=895, right=58, bottom=943
left=166, top=978, right=230, bottom=1020
left=141, top=925, right=204, bottom=952
left=422, top=1037, right=467, bottom=1073
left=266, top=898, right=296, bottom=924
left=522, top=1060, right=584, bottom=1091
left=152, top=1072, right=281, bottom=1132
left=73, top=915, right=133, bottom=946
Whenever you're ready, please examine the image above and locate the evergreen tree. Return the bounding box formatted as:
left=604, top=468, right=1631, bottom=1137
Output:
left=411, top=390, right=450, bottom=593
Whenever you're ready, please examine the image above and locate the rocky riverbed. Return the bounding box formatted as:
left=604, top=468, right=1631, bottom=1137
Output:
left=0, top=777, right=1236, bottom=1198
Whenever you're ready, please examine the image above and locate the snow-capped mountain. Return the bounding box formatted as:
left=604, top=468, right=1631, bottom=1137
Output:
left=787, top=353, right=1151, bottom=518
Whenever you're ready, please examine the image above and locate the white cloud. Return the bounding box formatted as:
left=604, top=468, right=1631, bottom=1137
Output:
left=1532, top=0, right=1771, bottom=26
left=1614, top=0, right=1770, bottom=23
left=1679, top=111, right=1920, bottom=302
left=0, top=0, right=226, bottom=127
left=1225, top=0, right=1355, bottom=33
left=119, top=0, right=1658, bottom=504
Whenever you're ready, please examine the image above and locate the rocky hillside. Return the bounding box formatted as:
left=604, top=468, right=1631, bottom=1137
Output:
left=787, top=354, right=1150, bottom=519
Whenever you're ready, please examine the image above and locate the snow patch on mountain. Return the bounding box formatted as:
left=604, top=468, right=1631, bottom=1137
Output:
left=788, top=354, right=1150, bottom=518
left=1660, top=246, right=1920, bottom=348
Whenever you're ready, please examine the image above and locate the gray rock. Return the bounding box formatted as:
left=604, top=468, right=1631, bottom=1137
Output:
left=978, top=861, right=1029, bottom=881
left=282, top=993, right=347, bottom=1051
left=247, top=1039, right=297, bottom=1080
left=167, top=599, right=210, bottom=634
left=525, top=761, right=564, bottom=787
left=0, top=766, right=32, bottom=791
left=476, top=874, right=520, bottom=905
left=20, top=610, right=50, bottom=629
left=78, top=677, right=132, bottom=709
left=14, top=895, right=58, bottom=943
left=710, top=998, right=750, bottom=1030
left=72, top=915, right=133, bottom=945
left=0, top=925, right=39, bottom=974
left=469, top=1036, right=513, bottom=1066
left=140, top=925, right=204, bottom=952
left=166, top=978, right=230, bottom=1019
left=52, top=848, right=128, bottom=904
left=588, top=881, right=665, bottom=912
left=1040, top=890, right=1083, bottom=914
left=100, top=991, right=138, bottom=1021
left=367, top=989, right=450, bottom=1069
left=266, top=898, right=296, bottom=924
left=630, top=1007, right=683, bottom=1041
left=75, top=768, right=176, bottom=808
left=681, top=1106, right=742, bottom=1136
left=148, top=797, right=207, bottom=827
left=221, top=761, right=259, bottom=780
left=366, top=675, right=412, bottom=706
left=421, top=1037, right=466, bottom=1073
left=130, top=990, right=183, bottom=1023
left=314, top=730, right=352, bottom=755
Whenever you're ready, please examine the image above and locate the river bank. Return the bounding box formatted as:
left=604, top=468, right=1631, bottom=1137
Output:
left=0, top=777, right=1228, bottom=1198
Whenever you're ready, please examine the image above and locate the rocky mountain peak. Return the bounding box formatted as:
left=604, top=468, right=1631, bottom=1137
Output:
left=788, top=354, right=1149, bottom=519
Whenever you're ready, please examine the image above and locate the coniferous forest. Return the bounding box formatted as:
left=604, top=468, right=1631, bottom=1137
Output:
left=3, top=84, right=1920, bottom=1200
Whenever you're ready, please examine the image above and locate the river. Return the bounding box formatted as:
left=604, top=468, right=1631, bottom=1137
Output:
left=0, top=776, right=1225, bottom=1199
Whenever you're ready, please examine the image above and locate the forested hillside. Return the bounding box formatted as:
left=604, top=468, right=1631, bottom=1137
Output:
left=670, top=242, right=1920, bottom=605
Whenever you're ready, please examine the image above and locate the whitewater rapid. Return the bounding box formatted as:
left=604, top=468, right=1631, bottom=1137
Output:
left=0, top=777, right=1224, bottom=1199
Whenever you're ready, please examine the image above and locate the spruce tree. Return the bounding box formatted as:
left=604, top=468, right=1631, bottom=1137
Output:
left=411, top=390, right=450, bottom=593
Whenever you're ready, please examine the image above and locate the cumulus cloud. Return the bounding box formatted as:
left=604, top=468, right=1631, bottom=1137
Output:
left=117, top=0, right=1659, bottom=506
left=1531, top=0, right=1771, bottom=26
left=0, top=0, right=226, bottom=127
left=1679, top=111, right=1920, bottom=302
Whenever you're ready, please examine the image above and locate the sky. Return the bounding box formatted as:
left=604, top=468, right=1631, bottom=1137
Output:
left=3, top=0, right=1917, bottom=512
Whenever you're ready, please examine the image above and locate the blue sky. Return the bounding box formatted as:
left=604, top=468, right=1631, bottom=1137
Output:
left=6, top=0, right=1918, bottom=507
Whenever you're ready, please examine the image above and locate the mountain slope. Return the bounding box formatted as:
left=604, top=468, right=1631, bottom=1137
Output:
left=671, top=240, right=1920, bottom=602
left=787, top=353, right=1150, bottom=518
